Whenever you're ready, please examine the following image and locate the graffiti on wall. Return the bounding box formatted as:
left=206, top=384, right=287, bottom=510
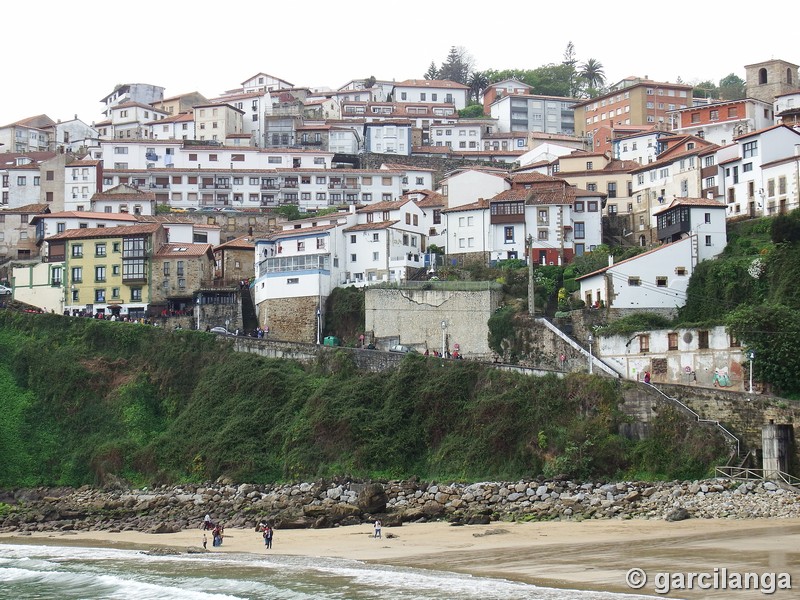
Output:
left=712, top=367, right=732, bottom=387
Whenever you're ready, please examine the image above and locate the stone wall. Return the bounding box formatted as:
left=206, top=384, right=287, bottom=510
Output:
left=3, top=478, right=798, bottom=535
left=258, top=296, right=319, bottom=343
left=365, top=287, right=502, bottom=357
left=619, top=382, right=800, bottom=468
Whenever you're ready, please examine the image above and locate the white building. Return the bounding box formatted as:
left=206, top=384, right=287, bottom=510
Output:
left=0, top=115, right=55, bottom=153
left=344, top=198, right=428, bottom=284
left=578, top=197, right=727, bottom=310
left=100, top=83, right=165, bottom=118
left=597, top=325, right=745, bottom=389
left=437, top=168, right=510, bottom=209
left=106, top=102, right=169, bottom=140
left=363, top=121, right=412, bottom=155
left=392, top=79, right=469, bottom=110
left=193, top=104, right=244, bottom=144
left=429, top=120, right=495, bottom=152
left=760, top=152, right=800, bottom=215
left=717, top=124, right=800, bottom=218
left=490, top=94, right=577, bottom=135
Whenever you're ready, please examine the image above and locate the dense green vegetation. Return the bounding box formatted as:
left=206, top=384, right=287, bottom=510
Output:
left=0, top=312, right=726, bottom=489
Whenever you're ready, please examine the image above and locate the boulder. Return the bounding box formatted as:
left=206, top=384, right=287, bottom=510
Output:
left=357, top=483, right=388, bottom=513
left=665, top=508, right=690, bottom=522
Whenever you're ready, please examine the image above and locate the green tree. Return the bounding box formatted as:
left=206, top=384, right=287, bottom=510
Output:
left=562, top=41, right=580, bottom=97
left=424, top=61, right=439, bottom=80
left=726, top=303, right=800, bottom=396
left=692, top=80, right=718, bottom=99
left=718, top=73, right=746, bottom=100
left=579, top=58, right=606, bottom=95
left=468, top=71, right=489, bottom=104
left=528, top=64, right=576, bottom=97
left=458, top=104, right=485, bottom=118
left=438, top=46, right=474, bottom=85
left=364, top=75, right=376, bottom=88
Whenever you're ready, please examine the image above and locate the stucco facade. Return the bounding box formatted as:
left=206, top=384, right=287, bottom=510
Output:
left=365, top=285, right=502, bottom=358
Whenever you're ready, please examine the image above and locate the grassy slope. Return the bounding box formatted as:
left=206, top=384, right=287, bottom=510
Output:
left=0, top=312, right=726, bottom=488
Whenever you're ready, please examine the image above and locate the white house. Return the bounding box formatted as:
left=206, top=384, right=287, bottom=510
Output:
left=437, top=168, right=510, bottom=209
left=149, top=112, right=196, bottom=142
left=91, top=184, right=156, bottom=216
left=577, top=197, right=727, bottom=311
left=54, top=117, right=100, bottom=154
left=363, top=121, right=412, bottom=155
left=611, top=129, right=669, bottom=164
left=107, top=102, right=169, bottom=140
left=252, top=209, right=356, bottom=341
left=240, top=72, right=294, bottom=93
left=442, top=198, right=491, bottom=259
left=429, top=120, right=495, bottom=152
left=717, top=124, right=800, bottom=218
left=760, top=152, right=800, bottom=215
left=597, top=325, right=745, bottom=389
left=490, top=94, right=577, bottom=135
left=344, top=197, right=428, bottom=284
left=392, top=79, right=469, bottom=110
left=30, top=211, right=140, bottom=253
left=577, top=238, right=696, bottom=311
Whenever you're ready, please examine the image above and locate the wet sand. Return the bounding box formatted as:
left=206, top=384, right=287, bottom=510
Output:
left=2, top=518, right=799, bottom=598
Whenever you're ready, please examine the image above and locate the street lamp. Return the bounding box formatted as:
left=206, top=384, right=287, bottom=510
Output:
left=196, top=294, right=201, bottom=331
left=748, top=350, right=755, bottom=393
left=441, top=320, right=447, bottom=357
left=588, top=333, right=594, bottom=374
left=316, top=307, right=322, bottom=345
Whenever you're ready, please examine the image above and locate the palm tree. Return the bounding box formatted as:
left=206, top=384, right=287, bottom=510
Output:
left=468, top=71, right=489, bottom=104
left=579, top=59, right=606, bottom=91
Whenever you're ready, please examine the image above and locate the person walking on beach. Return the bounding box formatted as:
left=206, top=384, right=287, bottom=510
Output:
left=373, top=519, right=382, bottom=539
left=203, top=534, right=207, bottom=550
left=203, top=513, right=212, bottom=530
left=264, top=525, right=273, bottom=550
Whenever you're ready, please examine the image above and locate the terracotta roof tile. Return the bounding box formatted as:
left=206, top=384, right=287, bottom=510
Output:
left=343, top=220, right=398, bottom=232
left=46, top=222, right=161, bottom=241
left=155, top=243, right=214, bottom=258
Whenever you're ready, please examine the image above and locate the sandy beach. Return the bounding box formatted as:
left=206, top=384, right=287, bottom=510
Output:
left=3, top=517, right=799, bottom=598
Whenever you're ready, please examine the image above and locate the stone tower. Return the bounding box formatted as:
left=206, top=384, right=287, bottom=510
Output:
left=745, top=59, right=799, bottom=105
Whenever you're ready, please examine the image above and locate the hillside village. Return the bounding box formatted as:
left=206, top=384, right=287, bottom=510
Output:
left=1, top=57, right=800, bottom=396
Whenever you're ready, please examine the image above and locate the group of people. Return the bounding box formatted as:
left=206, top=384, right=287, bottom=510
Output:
left=202, top=513, right=224, bottom=548
left=257, top=520, right=274, bottom=550
left=423, top=349, right=463, bottom=359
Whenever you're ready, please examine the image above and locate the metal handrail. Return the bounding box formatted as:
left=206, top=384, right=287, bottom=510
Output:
left=715, top=465, right=800, bottom=487
left=644, top=382, right=740, bottom=457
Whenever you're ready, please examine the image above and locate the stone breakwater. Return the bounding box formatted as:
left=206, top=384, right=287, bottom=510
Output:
left=1, top=478, right=798, bottom=534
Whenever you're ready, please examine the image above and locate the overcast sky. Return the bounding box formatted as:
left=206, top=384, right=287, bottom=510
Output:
left=3, top=1, right=798, bottom=127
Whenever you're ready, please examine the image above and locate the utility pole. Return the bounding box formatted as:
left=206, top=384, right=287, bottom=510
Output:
left=527, top=243, right=534, bottom=316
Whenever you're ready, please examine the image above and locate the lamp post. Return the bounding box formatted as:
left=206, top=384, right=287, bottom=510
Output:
left=748, top=350, right=755, bottom=393
left=316, top=307, right=322, bottom=345
left=196, top=294, right=201, bottom=331
left=588, top=333, right=594, bottom=374
left=441, top=320, right=447, bottom=357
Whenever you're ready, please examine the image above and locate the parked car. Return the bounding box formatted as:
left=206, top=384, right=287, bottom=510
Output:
left=209, top=326, right=233, bottom=335
left=0, top=284, right=11, bottom=295
left=389, top=344, right=416, bottom=353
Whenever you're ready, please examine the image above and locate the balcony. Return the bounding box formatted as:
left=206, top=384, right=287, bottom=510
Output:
left=328, top=182, right=361, bottom=190
left=122, top=274, right=148, bottom=283
left=261, top=182, right=280, bottom=190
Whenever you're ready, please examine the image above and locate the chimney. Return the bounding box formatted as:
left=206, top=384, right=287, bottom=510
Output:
left=608, top=254, right=614, bottom=267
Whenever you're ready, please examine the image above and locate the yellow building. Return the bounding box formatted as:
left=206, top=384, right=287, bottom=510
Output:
left=45, top=222, right=166, bottom=319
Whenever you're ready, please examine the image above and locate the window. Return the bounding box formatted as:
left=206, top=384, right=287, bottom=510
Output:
left=704, top=212, right=711, bottom=224
left=607, top=182, right=617, bottom=198
left=17, top=176, right=26, bottom=185
left=95, top=289, right=106, bottom=303
left=163, top=263, right=170, bottom=276
left=709, top=110, right=719, bottom=121
left=705, top=235, right=712, bottom=246
left=95, top=266, right=106, bottom=283
left=95, top=243, right=106, bottom=257
left=698, top=330, right=709, bottom=349
left=588, top=201, right=598, bottom=212
left=742, top=140, right=758, bottom=158
left=72, top=244, right=83, bottom=258
left=668, top=332, right=678, bottom=350
left=628, top=277, right=641, bottom=286
left=574, top=201, right=585, bottom=212
left=639, top=335, right=650, bottom=353
left=574, top=222, right=585, bottom=239
left=504, top=226, right=514, bottom=242
left=656, top=276, right=668, bottom=287
left=586, top=161, right=593, bottom=170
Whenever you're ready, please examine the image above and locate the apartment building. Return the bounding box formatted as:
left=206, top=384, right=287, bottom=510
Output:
left=392, top=80, right=469, bottom=110
left=668, top=98, right=774, bottom=146
left=490, top=94, right=577, bottom=135
left=481, top=79, right=533, bottom=115
left=100, top=83, right=165, bottom=118
left=573, top=77, right=693, bottom=155
left=193, top=103, right=244, bottom=144
left=0, top=115, right=55, bottom=152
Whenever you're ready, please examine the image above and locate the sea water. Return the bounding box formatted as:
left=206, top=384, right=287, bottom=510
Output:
left=0, top=543, right=655, bottom=599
